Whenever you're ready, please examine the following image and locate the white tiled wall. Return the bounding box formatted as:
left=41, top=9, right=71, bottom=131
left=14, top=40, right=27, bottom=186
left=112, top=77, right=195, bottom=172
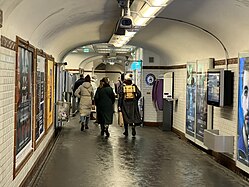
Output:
left=172, top=69, right=187, bottom=133
left=0, top=45, right=55, bottom=187
left=142, top=63, right=239, bottom=160
left=142, top=68, right=186, bottom=129
left=142, top=69, right=165, bottom=122
left=0, top=47, right=16, bottom=187
left=213, top=64, right=238, bottom=159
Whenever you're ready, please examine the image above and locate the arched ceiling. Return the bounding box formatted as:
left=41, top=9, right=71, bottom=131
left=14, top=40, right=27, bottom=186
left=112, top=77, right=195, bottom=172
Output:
left=0, top=0, right=120, bottom=61
left=130, top=0, right=249, bottom=64
left=1, top=0, right=249, bottom=64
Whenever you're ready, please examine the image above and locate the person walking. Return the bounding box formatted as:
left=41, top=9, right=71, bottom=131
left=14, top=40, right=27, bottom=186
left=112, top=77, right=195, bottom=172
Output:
left=75, top=75, right=93, bottom=131
left=73, top=74, right=85, bottom=95
left=117, top=73, right=125, bottom=127
left=93, top=79, right=104, bottom=124
left=118, top=73, right=142, bottom=137
left=72, top=74, right=85, bottom=117
left=94, top=77, right=115, bottom=137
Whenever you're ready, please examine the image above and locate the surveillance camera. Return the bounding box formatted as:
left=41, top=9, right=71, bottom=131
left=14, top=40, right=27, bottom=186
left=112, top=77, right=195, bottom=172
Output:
left=117, top=0, right=126, bottom=8
left=119, top=15, right=133, bottom=29
left=114, top=15, right=133, bottom=35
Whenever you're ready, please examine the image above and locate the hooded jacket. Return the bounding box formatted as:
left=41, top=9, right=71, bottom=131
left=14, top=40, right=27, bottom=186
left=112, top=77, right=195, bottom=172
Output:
left=75, top=82, right=93, bottom=116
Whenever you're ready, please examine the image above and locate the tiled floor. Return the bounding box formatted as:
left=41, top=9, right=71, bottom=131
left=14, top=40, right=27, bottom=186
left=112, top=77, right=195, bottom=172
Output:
left=34, top=114, right=249, bottom=187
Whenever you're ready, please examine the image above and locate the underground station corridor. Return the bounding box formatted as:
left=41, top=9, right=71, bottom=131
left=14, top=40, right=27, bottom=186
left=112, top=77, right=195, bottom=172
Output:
left=3, top=1, right=249, bottom=186
left=33, top=115, right=249, bottom=187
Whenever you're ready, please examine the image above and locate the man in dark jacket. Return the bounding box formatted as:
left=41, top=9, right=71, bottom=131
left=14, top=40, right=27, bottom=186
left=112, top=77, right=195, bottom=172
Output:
left=73, top=74, right=85, bottom=115
left=118, top=73, right=142, bottom=137
left=73, top=74, right=85, bottom=94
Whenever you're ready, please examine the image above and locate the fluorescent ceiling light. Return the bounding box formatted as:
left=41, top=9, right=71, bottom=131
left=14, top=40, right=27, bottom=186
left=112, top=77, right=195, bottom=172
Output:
left=113, top=43, right=123, bottom=48
left=116, top=51, right=129, bottom=54
left=133, top=17, right=150, bottom=26
left=125, top=30, right=137, bottom=37
left=109, top=0, right=174, bottom=47
left=97, top=50, right=110, bottom=53
left=150, top=0, right=170, bottom=6
left=140, top=5, right=161, bottom=17
left=83, top=48, right=90, bottom=52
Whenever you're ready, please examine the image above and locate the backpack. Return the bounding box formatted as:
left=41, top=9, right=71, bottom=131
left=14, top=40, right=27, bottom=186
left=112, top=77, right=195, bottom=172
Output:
left=123, top=85, right=136, bottom=100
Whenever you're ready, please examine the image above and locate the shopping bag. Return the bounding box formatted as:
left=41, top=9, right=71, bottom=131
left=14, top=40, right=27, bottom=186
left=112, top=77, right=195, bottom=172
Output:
left=118, top=112, right=124, bottom=127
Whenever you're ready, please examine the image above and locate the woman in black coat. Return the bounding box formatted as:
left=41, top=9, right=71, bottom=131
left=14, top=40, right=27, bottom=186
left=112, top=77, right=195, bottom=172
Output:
left=118, top=74, right=142, bottom=137
left=94, top=77, right=115, bottom=137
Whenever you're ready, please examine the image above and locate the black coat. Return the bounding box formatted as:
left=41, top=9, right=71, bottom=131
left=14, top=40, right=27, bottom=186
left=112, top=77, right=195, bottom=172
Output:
left=94, top=86, right=115, bottom=125
left=73, top=78, right=85, bottom=94
left=118, top=83, right=142, bottom=125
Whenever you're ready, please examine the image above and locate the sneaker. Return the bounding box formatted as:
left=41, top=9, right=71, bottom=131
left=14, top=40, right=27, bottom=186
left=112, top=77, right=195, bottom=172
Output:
left=132, top=127, right=136, bottom=136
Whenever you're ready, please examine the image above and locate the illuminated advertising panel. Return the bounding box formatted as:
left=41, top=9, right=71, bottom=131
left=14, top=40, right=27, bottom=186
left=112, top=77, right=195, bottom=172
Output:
left=186, top=62, right=196, bottom=137
left=35, top=56, right=45, bottom=141
left=46, top=59, right=54, bottom=130
left=15, top=47, right=33, bottom=167
left=238, top=56, right=249, bottom=167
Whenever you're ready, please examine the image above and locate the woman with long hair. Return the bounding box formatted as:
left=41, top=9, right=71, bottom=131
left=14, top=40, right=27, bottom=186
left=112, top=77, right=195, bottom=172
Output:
left=75, top=75, right=93, bottom=131
left=94, top=77, right=115, bottom=137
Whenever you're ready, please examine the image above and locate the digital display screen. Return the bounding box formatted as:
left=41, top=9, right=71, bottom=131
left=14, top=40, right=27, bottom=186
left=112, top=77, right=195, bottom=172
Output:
left=207, top=72, right=220, bottom=104
left=130, top=61, right=141, bottom=70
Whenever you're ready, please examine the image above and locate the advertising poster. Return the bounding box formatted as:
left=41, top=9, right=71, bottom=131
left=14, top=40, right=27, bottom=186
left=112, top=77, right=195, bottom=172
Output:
left=46, top=59, right=54, bottom=129
left=186, top=62, right=196, bottom=137
left=238, top=56, right=249, bottom=166
left=35, top=56, right=45, bottom=141
left=196, top=62, right=208, bottom=141
left=16, top=47, right=33, bottom=160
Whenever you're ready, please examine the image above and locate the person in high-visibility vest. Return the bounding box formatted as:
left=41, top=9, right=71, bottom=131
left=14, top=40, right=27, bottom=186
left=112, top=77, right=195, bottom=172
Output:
left=118, top=73, right=142, bottom=137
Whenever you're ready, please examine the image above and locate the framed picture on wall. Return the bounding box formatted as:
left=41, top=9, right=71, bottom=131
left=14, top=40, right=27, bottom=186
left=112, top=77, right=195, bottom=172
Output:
left=46, top=58, right=54, bottom=130
left=185, top=58, right=213, bottom=147
left=14, top=37, right=35, bottom=172
left=186, top=62, right=196, bottom=138
left=237, top=52, right=249, bottom=172
left=35, top=52, right=46, bottom=144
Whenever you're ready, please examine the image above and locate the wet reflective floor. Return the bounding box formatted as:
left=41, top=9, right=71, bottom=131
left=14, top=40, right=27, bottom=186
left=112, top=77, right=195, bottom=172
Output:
left=34, top=114, right=249, bottom=187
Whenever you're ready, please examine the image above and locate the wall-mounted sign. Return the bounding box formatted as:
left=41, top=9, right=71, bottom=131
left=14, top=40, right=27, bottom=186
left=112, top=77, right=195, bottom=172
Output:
left=15, top=46, right=33, bottom=168
left=238, top=53, right=249, bottom=167
left=145, top=73, right=156, bottom=86
left=35, top=56, right=45, bottom=141
left=46, top=59, right=54, bottom=130
left=186, top=58, right=213, bottom=145
left=186, top=62, right=196, bottom=137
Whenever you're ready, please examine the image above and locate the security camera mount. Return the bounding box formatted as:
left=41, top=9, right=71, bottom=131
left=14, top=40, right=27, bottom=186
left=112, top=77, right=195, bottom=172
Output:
left=117, top=0, right=128, bottom=8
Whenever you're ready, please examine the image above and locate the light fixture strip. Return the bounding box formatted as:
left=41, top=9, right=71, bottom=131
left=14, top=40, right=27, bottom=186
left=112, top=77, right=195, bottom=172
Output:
left=108, top=0, right=174, bottom=48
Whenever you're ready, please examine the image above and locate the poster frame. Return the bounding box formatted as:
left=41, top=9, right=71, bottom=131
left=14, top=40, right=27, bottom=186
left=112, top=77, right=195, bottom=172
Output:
left=45, top=55, right=55, bottom=131
left=185, top=58, right=213, bottom=149
left=236, top=52, right=249, bottom=173
left=186, top=62, right=197, bottom=138
left=13, top=36, right=35, bottom=176
left=33, top=49, right=47, bottom=149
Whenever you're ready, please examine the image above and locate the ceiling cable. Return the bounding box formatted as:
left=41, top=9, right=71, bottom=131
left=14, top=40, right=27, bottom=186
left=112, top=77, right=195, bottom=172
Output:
left=156, top=16, right=229, bottom=69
